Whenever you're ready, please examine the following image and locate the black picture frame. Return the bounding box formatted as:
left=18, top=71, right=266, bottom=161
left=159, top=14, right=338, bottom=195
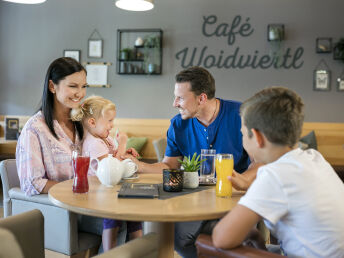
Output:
left=313, top=70, right=331, bottom=91
left=267, top=24, right=285, bottom=41
left=88, top=39, right=103, bottom=58
left=63, top=50, right=81, bottom=62
left=316, top=38, right=332, bottom=53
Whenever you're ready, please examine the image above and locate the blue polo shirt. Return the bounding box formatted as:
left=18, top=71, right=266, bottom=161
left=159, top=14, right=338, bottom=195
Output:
left=165, top=98, right=249, bottom=173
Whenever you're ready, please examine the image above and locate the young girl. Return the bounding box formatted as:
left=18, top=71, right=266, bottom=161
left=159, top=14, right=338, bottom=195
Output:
left=71, top=95, right=142, bottom=251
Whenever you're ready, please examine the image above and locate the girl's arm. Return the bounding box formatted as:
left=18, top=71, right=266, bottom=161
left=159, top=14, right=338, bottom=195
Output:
left=115, top=131, right=128, bottom=159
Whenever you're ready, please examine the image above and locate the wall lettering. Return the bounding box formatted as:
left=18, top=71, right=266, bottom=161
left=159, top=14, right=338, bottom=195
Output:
left=175, top=15, right=304, bottom=70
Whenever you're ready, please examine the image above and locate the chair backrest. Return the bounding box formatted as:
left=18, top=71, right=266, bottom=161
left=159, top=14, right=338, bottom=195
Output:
left=152, top=138, right=167, bottom=162
left=0, top=209, right=44, bottom=258
left=0, top=159, right=20, bottom=217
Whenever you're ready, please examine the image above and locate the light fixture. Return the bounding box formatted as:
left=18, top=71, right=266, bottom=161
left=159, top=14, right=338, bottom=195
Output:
left=115, top=0, right=154, bottom=11
left=2, top=0, right=46, bottom=4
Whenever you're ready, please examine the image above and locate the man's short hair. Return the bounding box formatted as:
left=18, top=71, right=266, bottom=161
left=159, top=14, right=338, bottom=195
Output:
left=175, top=66, right=215, bottom=99
left=240, top=87, right=304, bottom=147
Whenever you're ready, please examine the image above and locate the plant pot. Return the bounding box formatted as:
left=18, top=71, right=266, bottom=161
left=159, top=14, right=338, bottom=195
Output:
left=183, top=171, right=199, bottom=189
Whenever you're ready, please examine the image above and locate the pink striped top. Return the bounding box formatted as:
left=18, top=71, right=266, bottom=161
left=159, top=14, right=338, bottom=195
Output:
left=16, top=111, right=81, bottom=196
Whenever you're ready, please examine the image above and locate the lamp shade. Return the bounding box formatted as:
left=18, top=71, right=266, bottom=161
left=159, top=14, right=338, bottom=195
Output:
left=115, top=0, right=154, bottom=11
left=3, top=0, right=46, bottom=3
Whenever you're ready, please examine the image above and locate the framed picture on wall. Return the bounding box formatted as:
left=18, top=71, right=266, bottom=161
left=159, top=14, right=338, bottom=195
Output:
left=337, top=78, right=344, bottom=91
left=63, top=50, right=81, bottom=62
left=88, top=39, right=103, bottom=58
left=316, top=38, right=332, bottom=53
left=313, top=70, right=331, bottom=91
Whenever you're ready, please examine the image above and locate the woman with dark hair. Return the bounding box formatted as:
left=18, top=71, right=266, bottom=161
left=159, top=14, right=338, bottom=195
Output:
left=16, top=57, right=87, bottom=196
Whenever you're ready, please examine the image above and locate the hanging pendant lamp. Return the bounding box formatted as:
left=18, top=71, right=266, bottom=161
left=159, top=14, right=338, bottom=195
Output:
left=3, top=0, right=46, bottom=4
left=115, top=0, right=154, bottom=11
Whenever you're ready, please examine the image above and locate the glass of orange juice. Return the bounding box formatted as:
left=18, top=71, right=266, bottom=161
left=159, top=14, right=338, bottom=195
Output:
left=215, top=154, right=234, bottom=198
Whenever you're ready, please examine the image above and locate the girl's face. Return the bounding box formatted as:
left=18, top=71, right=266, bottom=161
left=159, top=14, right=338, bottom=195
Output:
left=91, top=109, right=116, bottom=139
left=49, top=70, right=87, bottom=110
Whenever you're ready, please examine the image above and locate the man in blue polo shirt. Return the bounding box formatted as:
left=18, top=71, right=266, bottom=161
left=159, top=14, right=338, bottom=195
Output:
left=129, top=66, right=259, bottom=257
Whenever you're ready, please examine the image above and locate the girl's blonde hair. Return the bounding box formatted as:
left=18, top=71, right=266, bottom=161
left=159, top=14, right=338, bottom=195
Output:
left=71, top=96, right=116, bottom=122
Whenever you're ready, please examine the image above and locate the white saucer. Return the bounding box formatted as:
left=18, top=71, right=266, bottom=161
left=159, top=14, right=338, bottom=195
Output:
left=123, top=172, right=139, bottom=180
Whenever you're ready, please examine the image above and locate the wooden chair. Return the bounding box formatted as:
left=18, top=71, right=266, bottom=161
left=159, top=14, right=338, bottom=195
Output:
left=196, top=234, right=283, bottom=258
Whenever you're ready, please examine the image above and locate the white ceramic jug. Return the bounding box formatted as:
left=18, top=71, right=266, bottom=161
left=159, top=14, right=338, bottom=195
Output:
left=90, top=155, right=138, bottom=187
left=90, top=154, right=124, bottom=187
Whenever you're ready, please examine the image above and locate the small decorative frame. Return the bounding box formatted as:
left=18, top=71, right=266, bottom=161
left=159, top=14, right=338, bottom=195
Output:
left=88, top=29, right=103, bottom=58
left=267, top=24, right=285, bottom=41
left=83, top=62, right=112, bottom=88
left=316, top=38, right=332, bottom=53
left=63, top=50, right=81, bottom=62
left=337, top=69, right=344, bottom=91
left=313, top=59, right=331, bottom=91
left=314, top=70, right=331, bottom=91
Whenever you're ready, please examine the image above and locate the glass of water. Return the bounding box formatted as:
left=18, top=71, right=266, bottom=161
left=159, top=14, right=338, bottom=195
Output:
left=199, top=149, right=216, bottom=184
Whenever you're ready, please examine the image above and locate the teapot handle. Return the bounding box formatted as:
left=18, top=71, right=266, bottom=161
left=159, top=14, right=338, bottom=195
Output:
left=90, top=158, right=100, bottom=176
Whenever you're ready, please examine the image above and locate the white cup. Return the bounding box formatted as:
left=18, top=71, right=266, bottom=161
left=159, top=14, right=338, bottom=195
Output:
left=122, top=159, right=138, bottom=178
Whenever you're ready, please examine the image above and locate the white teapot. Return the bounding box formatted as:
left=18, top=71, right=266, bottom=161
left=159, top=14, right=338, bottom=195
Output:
left=90, top=155, right=138, bottom=187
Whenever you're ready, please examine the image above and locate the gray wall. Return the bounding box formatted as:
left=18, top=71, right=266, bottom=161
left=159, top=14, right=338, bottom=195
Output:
left=1, top=0, right=343, bottom=122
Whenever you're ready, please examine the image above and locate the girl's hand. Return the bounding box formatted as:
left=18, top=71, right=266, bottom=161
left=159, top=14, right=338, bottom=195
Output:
left=126, top=147, right=139, bottom=158
left=116, top=131, right=128, bottom=145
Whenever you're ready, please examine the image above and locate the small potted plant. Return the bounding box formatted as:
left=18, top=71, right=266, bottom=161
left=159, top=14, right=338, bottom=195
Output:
left=179, top=152, right=205, bottom=189
left=143, top=34, right=161, bottom=74
left=120, top=48, right=132, bottom=60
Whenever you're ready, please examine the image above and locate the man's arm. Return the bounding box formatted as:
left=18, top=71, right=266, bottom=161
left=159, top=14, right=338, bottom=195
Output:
left=212, top=204, right=261, bottom=249
left=122, top=155, right=182, bottom=174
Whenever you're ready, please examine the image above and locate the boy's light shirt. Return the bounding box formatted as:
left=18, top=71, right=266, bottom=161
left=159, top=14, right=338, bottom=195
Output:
left=239, top=148, right=344, bottom=257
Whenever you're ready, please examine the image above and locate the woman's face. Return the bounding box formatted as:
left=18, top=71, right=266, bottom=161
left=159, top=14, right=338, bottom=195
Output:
left=49, top=70, right=87, bottom=110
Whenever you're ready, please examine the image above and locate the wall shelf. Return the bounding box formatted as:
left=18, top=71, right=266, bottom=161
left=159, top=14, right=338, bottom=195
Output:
left=117, top=29, right=163, bottom=75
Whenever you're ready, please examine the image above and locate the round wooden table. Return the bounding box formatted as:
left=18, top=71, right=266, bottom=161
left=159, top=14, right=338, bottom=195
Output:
left=49, top=174, right=244, bottom=258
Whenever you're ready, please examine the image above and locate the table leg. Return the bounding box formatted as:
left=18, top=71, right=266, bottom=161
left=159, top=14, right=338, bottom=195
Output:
left=144, top=222, right=175, bottom=258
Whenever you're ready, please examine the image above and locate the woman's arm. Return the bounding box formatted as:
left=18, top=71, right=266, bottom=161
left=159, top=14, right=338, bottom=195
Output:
left=16, top=128, right=49, bottom=196
left=41, top=180, right=59, bottom=193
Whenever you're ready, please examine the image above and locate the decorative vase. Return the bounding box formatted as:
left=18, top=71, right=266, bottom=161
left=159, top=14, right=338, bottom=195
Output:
left=147, top=63, right=155, bottom=74
left=163, top=169, right=184, bottom=192
left=183, top=171, right=199, bottom=189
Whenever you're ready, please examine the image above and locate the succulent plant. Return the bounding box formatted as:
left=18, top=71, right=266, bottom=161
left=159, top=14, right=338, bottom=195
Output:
left=178, top=152, right=205, bottom=172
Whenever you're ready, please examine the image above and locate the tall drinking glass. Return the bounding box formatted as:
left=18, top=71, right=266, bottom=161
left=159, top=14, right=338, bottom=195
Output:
left=215, top=154, right=234, bottom=198
left=200, top=149, right=216, bottom=184
left=72, top=149, right=90, bottom=194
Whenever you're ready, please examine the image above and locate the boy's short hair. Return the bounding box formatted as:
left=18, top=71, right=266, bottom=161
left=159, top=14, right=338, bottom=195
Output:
left=240, top=87, right=304, bottom=147
left=175, top=66, right=215, bottom=99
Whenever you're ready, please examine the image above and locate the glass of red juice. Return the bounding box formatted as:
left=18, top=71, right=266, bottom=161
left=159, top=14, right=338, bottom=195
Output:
left=72, top=150, right=90, bottom=194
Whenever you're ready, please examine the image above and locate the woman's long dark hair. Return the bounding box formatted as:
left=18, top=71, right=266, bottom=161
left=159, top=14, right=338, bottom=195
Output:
left=40, top=57, right=86, bottom=140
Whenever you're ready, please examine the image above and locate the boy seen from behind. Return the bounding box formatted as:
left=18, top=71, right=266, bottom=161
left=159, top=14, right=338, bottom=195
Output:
left=213, top=87, right=344, bottom=257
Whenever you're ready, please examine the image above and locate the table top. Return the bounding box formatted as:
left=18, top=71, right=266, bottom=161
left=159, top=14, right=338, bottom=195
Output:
left=48, top=174, right=245, bottom=222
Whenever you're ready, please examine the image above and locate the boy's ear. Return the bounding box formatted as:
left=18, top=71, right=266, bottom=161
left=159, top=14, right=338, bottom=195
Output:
left=87, top=118, right=96, bottom=128
left=251, top=128, right=265, bottom=148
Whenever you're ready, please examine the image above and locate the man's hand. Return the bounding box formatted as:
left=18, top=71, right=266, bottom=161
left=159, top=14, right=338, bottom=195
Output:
left=126, top=147, right=139, bottom=158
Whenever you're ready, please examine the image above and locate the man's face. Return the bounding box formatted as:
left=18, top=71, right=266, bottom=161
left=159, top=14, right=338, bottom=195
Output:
left=173, top=82, right=200, bottom=119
